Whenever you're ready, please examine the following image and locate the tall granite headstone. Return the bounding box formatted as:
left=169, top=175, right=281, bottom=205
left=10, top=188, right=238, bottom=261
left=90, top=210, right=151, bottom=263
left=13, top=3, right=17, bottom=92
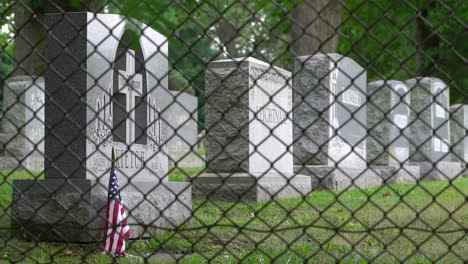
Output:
left=164, top=91, right=203, bottom=168
left=12, top=12, right=191, bottom=242
left=367, top=80, right=420, bottom=183
left=0, top=76, right=44, bottom=171
left=294, top=53, right=382, bottom=190
left=406, top=77, right=462, bottom=180
left=192, top=57, right=311, bottom=202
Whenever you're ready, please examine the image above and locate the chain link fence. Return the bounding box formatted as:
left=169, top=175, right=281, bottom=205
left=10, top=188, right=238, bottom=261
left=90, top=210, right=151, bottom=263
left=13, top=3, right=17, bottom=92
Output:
left=0, top=0, right=467, bottom=263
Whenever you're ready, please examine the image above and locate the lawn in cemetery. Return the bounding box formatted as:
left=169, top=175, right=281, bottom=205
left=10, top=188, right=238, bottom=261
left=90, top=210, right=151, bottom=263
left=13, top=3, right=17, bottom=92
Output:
left=0, top=169, right=466, bottom=263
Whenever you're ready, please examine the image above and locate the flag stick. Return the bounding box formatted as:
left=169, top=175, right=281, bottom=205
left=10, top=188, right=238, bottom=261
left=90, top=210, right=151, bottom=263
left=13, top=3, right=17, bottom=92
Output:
left=111, top=147, right=116, bottom=162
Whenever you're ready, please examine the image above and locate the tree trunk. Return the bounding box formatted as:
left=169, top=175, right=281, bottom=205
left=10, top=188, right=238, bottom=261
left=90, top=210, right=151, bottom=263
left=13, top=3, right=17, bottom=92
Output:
left=215, top=18, right=238, bottom=57
left=291, top=0, right=342, bottom=56
left=414, top=2, right=439, bottom=77
left=13, top=0, right=104, bottom=77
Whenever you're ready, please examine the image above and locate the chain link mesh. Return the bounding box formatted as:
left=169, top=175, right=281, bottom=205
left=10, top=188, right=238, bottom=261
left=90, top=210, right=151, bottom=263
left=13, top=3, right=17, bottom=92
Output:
left=0, top=0, right=467, bottom=263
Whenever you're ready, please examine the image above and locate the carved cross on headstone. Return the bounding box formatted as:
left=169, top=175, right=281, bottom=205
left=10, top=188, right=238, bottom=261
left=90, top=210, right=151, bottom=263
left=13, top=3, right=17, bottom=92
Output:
left=117, top=49, right=143, bottom=144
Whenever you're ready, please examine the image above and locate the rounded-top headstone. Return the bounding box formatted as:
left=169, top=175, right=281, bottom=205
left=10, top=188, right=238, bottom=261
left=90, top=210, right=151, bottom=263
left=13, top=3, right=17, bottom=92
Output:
left=45, top=12, right=170, bottom=184
left=405, top=77, right=450, bottom=162
left=367, top=80, right=411, bottom=165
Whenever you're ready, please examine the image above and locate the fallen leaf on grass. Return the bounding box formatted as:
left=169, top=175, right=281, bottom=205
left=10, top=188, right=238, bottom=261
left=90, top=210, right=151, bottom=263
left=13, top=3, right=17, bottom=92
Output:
left=382, top=192, right=391, bottom=197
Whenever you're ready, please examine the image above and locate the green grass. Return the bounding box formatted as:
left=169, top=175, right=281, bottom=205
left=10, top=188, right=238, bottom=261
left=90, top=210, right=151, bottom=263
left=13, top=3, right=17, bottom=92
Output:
left=168, top=167, right=204, bottom=182
left=0, top=170, right=43, bottom=233
left=197, top=148, right=206, bottom=156
left=1, top=170, right=467, bottom=263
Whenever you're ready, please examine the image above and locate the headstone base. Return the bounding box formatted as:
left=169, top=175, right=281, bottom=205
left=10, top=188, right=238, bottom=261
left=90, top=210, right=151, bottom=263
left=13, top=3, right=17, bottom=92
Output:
left=11, top=179, right=191, bottom=242
left=191, top=173, right=312, bottom=203
left=296, top=165, right=422, bottom=190
left=411, top=161, right=463, bottom=181
left=295, top=166, right=384, bottom=190
left=370, top=165, right=420, bottom=184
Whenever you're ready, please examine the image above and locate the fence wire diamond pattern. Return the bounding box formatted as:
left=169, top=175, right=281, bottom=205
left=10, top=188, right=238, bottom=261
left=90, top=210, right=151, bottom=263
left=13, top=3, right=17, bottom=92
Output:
left=0, top=0, right=467, bottom=263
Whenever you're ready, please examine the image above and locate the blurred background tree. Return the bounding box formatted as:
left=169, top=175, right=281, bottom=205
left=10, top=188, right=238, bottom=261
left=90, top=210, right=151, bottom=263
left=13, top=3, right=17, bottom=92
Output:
left=0, top=0, right=14, bottom=106
left=338, top=0, right=467, bottom=103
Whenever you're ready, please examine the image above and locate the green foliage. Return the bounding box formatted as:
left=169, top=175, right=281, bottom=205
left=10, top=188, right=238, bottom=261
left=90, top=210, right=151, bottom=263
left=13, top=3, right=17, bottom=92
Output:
left=197, top=147, right=205, bottom=155
left=169, top=70, right=193, bottom=95
left=168, top=166, right=204, bottom=182
left=109, top=0, right=466, bottom=129
left=0, top=0, right=14, bottom=106
left=109, top=0, right=222, bottom=129
left=339, top=0, right=417, bottom=80
left=0, top=46, right=13, bottom=106
left=338, top=0, right=467, bottom=102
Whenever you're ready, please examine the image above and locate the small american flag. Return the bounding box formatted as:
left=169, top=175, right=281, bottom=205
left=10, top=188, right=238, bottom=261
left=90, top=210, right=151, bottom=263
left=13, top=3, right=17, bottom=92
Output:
left=100, top=149, right=131, bottom=256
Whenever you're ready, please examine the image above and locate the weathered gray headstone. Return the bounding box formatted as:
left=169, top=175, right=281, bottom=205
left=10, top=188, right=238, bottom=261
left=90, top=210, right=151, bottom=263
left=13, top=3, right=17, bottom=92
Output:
left=0, top=76, right=44, bottom=171
left=449, top=105, right=467, bottom=177
left=367, top=80, right=420, bottom=183
left=406, top=77, right=462, bottom=180
left=164, top=91, right=203, bottom=168
left=192, top=57, right=311, bottom=202
left=293, top=53, right=382, bottom=190
left=11, top=12, right=191, bottom=242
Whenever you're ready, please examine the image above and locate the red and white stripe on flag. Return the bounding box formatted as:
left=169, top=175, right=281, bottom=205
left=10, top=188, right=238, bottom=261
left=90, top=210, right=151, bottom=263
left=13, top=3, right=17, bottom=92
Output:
left=101, top=199, right=131, bottom=255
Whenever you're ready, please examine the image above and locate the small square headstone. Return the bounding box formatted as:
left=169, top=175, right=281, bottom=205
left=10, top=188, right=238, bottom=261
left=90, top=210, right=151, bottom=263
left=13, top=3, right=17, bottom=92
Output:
left=293, top=53, right=367, bottom=169
left=205, top=57, right=293, bottom=175
left=194, top=57, right=311, bottom=202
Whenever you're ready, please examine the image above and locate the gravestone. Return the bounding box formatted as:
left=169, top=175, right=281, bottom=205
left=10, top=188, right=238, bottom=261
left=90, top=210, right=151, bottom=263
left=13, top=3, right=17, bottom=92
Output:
left=192, top=57, right=311, bottom=202
left=11, top=12, right=191, bottom=242
left=0, top=76, right=44, bottom=171
left=449, top=104, right=467, bottom=176
left=293, top=53, right=382, bottom=190
left=367, top=80, right=420, bottom=183
left=197, top=129, right=206, bottom=148
left=406, top=77, right=462, bottom=180
left=164, top=91, right=203, bottom=168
